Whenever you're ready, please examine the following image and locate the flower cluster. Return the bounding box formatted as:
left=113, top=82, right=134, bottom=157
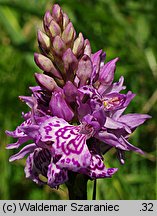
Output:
left=6, top=4, right=151, bottom=188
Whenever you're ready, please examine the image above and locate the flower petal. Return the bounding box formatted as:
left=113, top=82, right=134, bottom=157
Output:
left=6, top=137, right=30, bottom=149
left=40, top=117, right=92, bottom=171
left=19, top=96, right=34, bottom=108
left=76, top=55, right=93, bottom=87
left=118, top=113, right=151, bottom=129
left=87, top=154, right=118, bottom=179
left=47, top=163, right=68, bottom=188
left=96, top=130, right=126, bottom=150
left=20, top=125, right=40, bottom=141
left=105, top=117, right=131, bottom=133
left=112, top=91, right=136, bottom=120
left=9, top=144, right=36, bottom=162
left=99, top=57, right=119, bottom=85
left=63, top=81, right=78, bottom=103
left=77, top=98, right=92, bottom=121
left=91, top=50, right=106, bottom=83
left=5, top=118, right=32, bottom=138
left=120, top=136, right=144, bottom=154
left=49, top=92, right=74, bottom=121
left=99, top=76, right=126, bottom=96
left=25, top=148, right=51, bottom=185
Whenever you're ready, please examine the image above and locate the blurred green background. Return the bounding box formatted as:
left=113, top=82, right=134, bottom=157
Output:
left=0, top=0, right=156, bottom=200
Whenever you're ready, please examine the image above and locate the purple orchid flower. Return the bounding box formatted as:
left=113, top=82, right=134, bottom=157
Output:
left=7, top=113, right=117, bottom=188
left=6, top=4, right=151, bottom=197
left=77, top=50, right=151, bottom=162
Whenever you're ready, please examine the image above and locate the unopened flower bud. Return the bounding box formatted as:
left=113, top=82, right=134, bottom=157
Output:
left=48, top=19, right=61, bottom=39
left=73, top=33, right=84, bottom=57
left=35, top=73, right=59, bottom=92
left=37, top=30, right=50, bottom=52
left=34, top=53, right=52, bottom=72
left=62, top=12, right=70, bottom=29
left=76, top=55, right=93, bottom=86
left=34, top=53, right=62, bottom=79
left=84, top=39, right=91, bottom=57
left=43, top=11, right=53, bottom=32
left=62, top=22, right=76, bottom=45
left=52, top=4, right=63, bottom=25
left=62, top=48, right=78, bottom=81
left=53, top=35, right=66, bottom=56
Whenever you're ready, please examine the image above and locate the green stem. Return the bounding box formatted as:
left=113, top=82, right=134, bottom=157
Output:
left=92, top=179, right=97, bottom=200
left=66, top=172, right=89, bottom=200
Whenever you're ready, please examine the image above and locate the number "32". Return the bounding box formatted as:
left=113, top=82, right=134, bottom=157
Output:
left=141, top=203, right=153, bottom=211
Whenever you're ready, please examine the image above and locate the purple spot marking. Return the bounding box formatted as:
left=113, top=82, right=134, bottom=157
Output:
left=60, top=159, right=65, bottom=164
left=44, top=126, right=52, bottom=135
left=53, top=124, right=60, bottom=127
left=66, top=158, right=71, bottom=164
left=72, top=158, right=80, bottom=167
left=107, top=168, right=114, bottom=175
left=44, top=135, right=52, bottom=139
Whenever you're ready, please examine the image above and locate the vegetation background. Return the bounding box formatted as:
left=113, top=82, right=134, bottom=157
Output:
left=0, top=0, right=156, bottom=200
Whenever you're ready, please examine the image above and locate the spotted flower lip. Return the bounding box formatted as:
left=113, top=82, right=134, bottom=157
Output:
left=6, top=115, right=117, bottom=187
left=6, top=3, right=151, bottom=189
